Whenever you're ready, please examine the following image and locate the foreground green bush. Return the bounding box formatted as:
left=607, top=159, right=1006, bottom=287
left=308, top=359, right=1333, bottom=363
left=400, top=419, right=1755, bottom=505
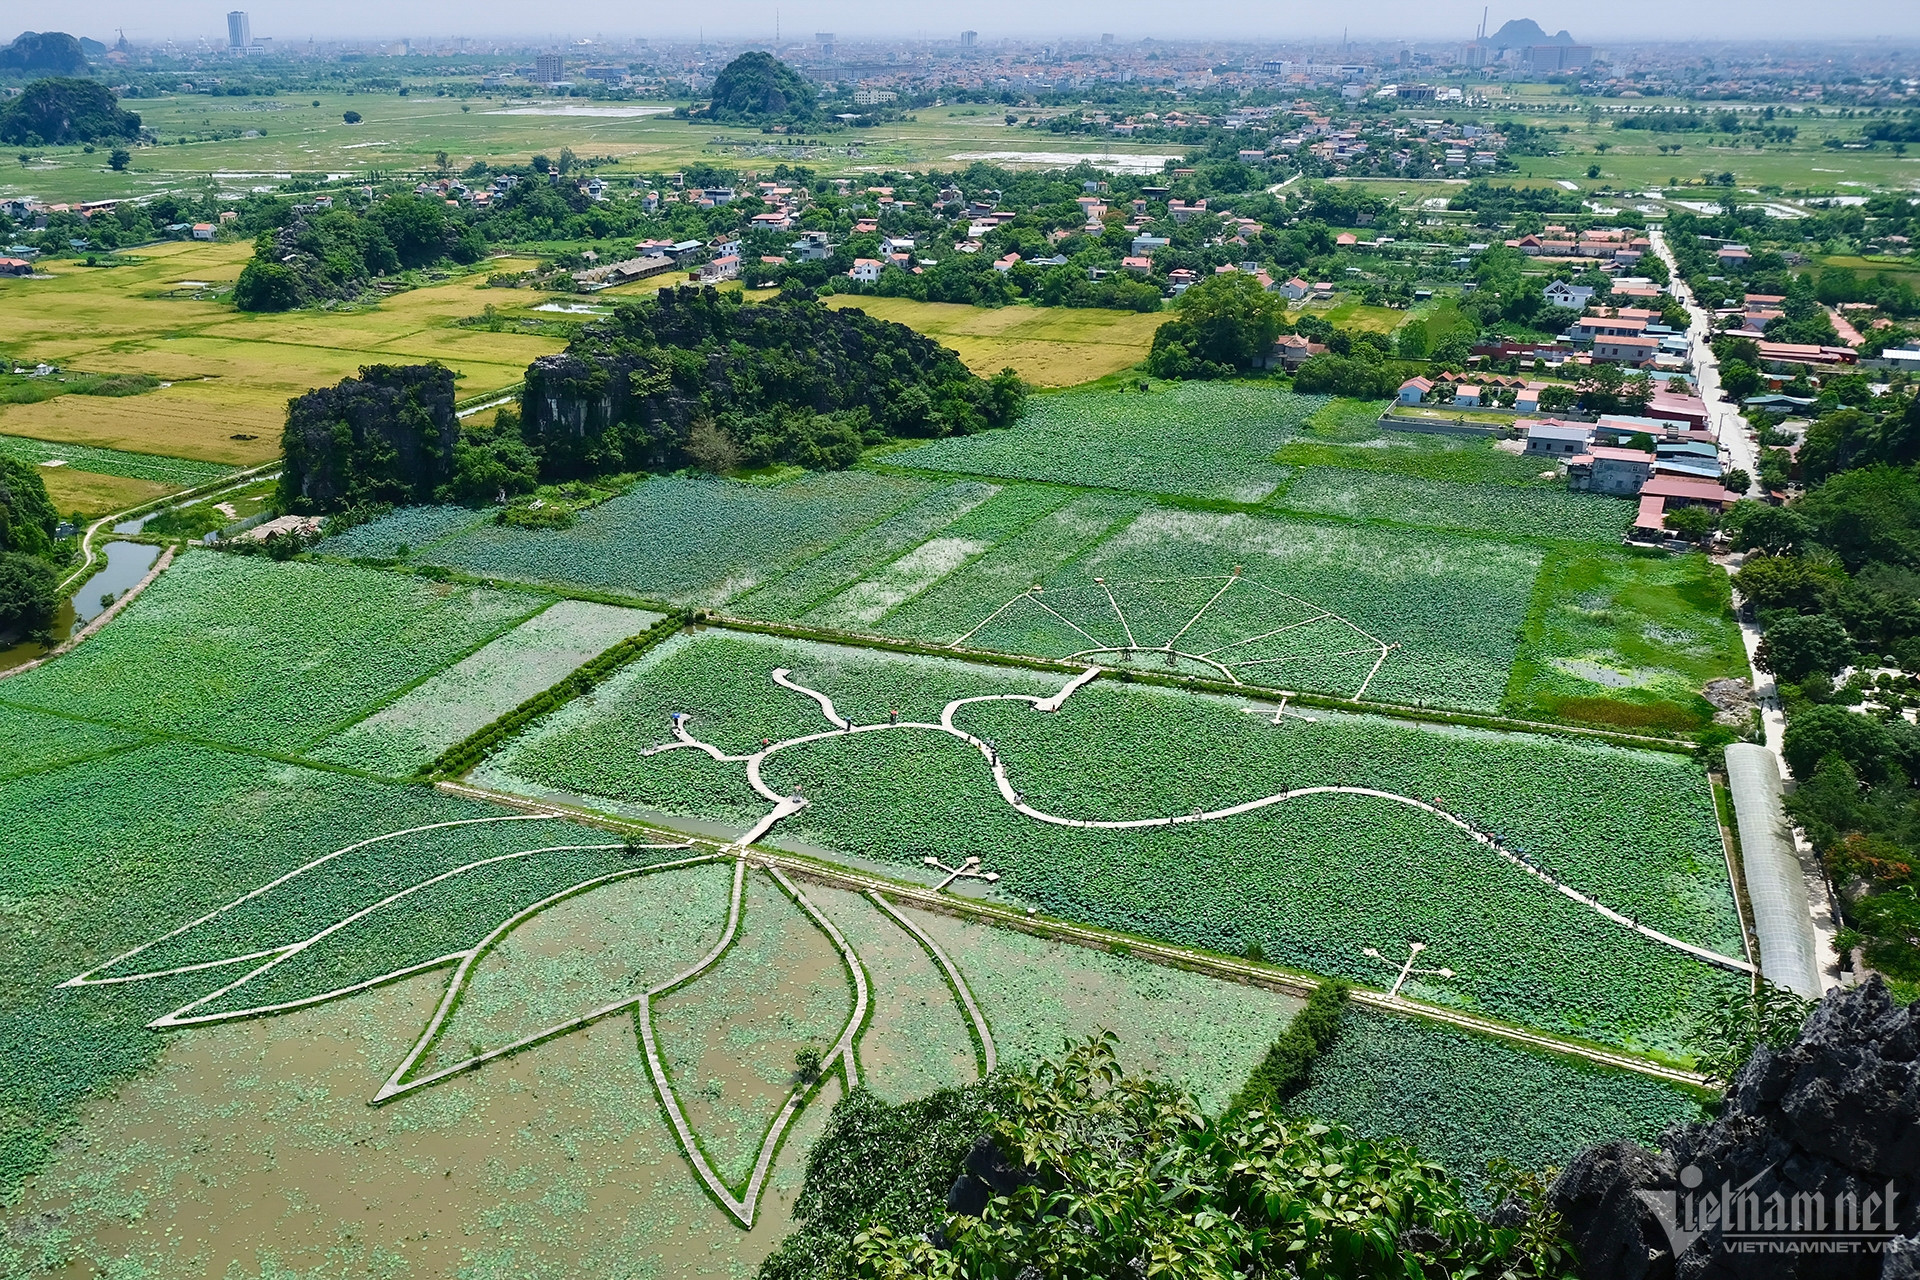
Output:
left=849, top=1033, right=1572, bottom=1280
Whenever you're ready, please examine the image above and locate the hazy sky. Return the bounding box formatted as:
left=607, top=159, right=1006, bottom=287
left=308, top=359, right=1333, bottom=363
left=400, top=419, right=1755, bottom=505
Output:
left=30, top=1, right=1920, bottom=45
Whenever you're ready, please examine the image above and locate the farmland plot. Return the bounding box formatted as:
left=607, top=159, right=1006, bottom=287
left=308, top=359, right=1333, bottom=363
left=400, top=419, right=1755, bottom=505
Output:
left=310, top=598, right=660, bottom=778
left=0, top=741, right=526, bottom=1204
left=418, top=471, right=934, bottom=605
left=1272, top=468, right=1636, bottom=544
left=888, top=383, right=1328, bottom=502
left=1507, top=548, right=1749, bottom=733
left=479, top=630, right=1746, bottom=1058
left=1291, top=1008, right=1706, bottom=1195
left=0, top=551, right=543, bottom=753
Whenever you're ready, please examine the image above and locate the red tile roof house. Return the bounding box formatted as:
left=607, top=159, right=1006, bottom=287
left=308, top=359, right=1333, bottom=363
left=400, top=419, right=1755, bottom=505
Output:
left=1396, top=376, right=1433, bottom=405
left=1452, top=384, right=1482, bottom=407
left=1266, top=334, right=1327, bottom=370
left=1757, top=341, right=1857, bottom=369
left=1646, top=390, right=1711, bottom=430
left=1633, top=475, right=1744, bottom=539
left=1121, top=255, right=1153, bottom=274
left=848, top=258, right=883, bottom=283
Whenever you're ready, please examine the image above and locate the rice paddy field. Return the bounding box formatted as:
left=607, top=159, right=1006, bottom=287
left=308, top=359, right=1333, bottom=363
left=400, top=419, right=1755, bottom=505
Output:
left=0, top=241, right=562, bottom=469
left=0, top=534, right=1724, bottom=1275
left=825, top=297, right=1169, bottom=387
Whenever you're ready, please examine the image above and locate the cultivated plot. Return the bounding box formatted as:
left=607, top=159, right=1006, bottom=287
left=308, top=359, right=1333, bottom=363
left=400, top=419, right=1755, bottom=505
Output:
left=480, top=629, right=1749, bottom=1058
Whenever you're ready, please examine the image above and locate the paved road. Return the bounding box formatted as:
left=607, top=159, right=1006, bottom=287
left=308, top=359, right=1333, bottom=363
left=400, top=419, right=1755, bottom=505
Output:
left=1649, top=227, right=1762, bottom=496
left=1653, top=228, right=1842, bottom=991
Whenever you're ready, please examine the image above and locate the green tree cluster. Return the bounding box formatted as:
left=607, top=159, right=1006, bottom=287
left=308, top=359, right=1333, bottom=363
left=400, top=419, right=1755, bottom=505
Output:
left=0, top=455, right=66, bottom=642
left=1726, top=397, right=1920, bottom=987
left=1145, top=273, right=1286, bottom=378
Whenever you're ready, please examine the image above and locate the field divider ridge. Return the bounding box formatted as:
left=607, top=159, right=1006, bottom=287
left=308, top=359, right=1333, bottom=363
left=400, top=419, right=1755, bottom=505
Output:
left=432, top=778, right=1711, bottom=1088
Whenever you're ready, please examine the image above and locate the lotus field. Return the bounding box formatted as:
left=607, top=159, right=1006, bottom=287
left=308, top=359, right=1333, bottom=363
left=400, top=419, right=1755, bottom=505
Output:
left=0, top=551, right=545, bottom=753
left=888, top=383, right=1330, bottom=502
left=482, top=630, right=1747, bottom=1059
left=1288, top=1008, right=1707, bottom=1194
left=310, top=599, right=660, bottom=778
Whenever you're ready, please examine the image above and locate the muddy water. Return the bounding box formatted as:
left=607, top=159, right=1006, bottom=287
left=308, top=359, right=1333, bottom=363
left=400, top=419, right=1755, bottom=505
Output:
left=3, top=970, right=831, bottom=1279
left=651, top=872, right=851, bottom=1189
left=803, top=884, right=982, bottom=1102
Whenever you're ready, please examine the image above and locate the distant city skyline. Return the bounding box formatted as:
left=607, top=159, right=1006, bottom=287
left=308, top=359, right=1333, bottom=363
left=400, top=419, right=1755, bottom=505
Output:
left=24, top=1, right=1920, bottom=45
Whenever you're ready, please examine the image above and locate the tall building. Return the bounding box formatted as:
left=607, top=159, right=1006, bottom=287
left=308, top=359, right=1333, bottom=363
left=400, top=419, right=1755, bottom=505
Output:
left=226, top=10, right=249, bottom=51
left=534, top=52, right=564, bottom=84
left=960, top=30, right=977, bottom=47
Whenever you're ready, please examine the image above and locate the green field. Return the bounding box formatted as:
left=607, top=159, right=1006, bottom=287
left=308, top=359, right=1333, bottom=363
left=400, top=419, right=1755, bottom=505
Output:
left=1, top=94, right=1199, bottom=206
left=890, top=382, right=1329, bottom=502
left=479, top=628, right=1746, bottom=1058
left=0, top=550, right=546, bottom=753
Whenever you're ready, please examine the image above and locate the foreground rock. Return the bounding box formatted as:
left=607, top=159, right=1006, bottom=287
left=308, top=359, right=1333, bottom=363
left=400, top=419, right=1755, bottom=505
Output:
left=1552, top=977, right=1918, bottom=1279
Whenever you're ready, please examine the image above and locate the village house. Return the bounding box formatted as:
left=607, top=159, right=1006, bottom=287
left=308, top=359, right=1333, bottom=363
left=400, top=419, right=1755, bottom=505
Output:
left=1524, top=421, right=1594, bottom=457
left=848, top=258, right=882, bottom=283
left=1567, top=444, right=1655, bottom=496
left=1396, top=376, right=1432, bottom=405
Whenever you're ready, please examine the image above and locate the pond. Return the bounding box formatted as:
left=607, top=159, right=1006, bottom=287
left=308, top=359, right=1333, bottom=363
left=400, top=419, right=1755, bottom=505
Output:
left=0, top=541, right=162, bottom=674
left=70, top=541, right=161, bottom=630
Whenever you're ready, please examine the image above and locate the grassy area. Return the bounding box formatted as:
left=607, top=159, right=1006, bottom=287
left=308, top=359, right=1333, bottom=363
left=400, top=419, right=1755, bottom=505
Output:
left=1, top=95, right=1197, bottom=206
left=37, top=469, right=176, bottom=518
left=825, top=297, right=1167, bottom=386
left=1276, top=431, right=1555, bottom=486
left=0, top=243, right=562, bottom=464
left=1506, top=547, right=1751, bottom=733
left=1292, top=298, right=1411, bottom=334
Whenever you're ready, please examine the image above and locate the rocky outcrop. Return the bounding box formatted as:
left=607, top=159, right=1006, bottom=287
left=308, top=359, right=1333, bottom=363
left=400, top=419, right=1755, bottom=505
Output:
left=1552, top=978, right=1918, bottom=1279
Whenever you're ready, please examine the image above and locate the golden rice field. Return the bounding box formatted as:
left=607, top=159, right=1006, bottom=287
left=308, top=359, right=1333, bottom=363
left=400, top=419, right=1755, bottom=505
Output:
left=825, top=296, right=1169, bottom=386
left=38, top=468, right=176, bottom=518
left=0, top=242, right=566, bottom=466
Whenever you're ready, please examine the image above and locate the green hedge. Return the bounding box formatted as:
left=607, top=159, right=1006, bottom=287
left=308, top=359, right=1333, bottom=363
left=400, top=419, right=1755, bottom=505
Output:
left=1231, top=979, right=1350, bottom=1116
left=416, top=610, right=687, bottom=779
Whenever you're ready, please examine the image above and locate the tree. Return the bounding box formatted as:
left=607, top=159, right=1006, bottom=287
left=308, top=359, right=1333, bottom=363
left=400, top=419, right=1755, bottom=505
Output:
left=1731, top=552, right=1840, bottom=614
left=1796, top=464, right=1920, bottom=571
left=1719, top=358, right=1763, bottom=402
left=1723, top=501, right=1810, bottom=554
left=1146, top=272, right=1285, bottom=378
left=0, top=455, right=60, bottom=557
left=1664, top=504, right=1716, bottom=542
left=1755, top=611, right=1855, bottom=683
left=433, top=149, right=449, bottom=172
left=365, top=194, right=451, bottom=269
left=107, top=147, right=130, bottom=171
left=1694, top=983, right=1814, bottom=1085
left=1722, top=468, right=1752, bottom=495
left=231, top=260, right=302, bottom=312
left=1783, top=704, right=1899, bottom=782
left=342, top=110, right=362, bottom=125
left=851, top=1033, right=1571, bottom=1280
left=0, top=551, right=60, bottom=642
